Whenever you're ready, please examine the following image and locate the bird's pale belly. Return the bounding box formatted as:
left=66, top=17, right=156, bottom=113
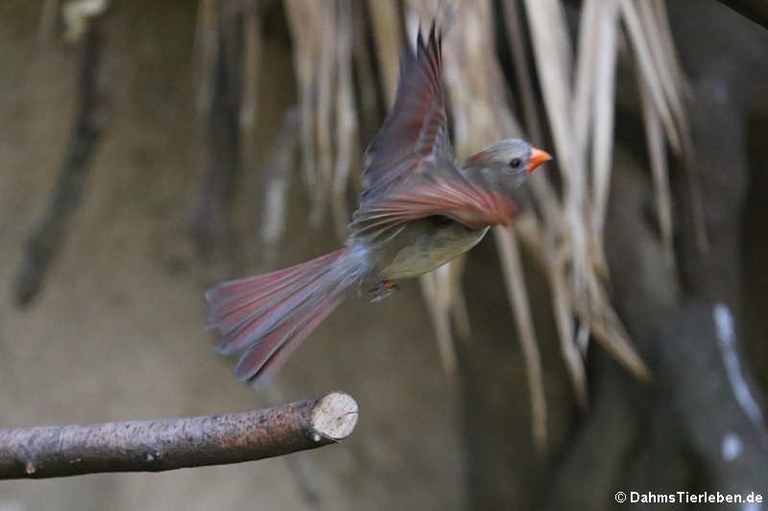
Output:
left=373, top=218, right=490, bottom=280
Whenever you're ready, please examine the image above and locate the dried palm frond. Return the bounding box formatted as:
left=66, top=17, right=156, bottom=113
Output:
left=332, top=0, right=357, bottom=238
left=62, top=0, right=108, bottom=42
left=194, top=0, right=218, bottom=115
left=38, top=0, right=108, bottom=42
left=285, top=0, right=360, bottom=234
left=193, top=0, right=262, bottom=137
left=520, top=0, right=668, bottom=392
left=240, top=1, right=262, bottom=131
left=495, top=226, right=547, bottom=449
left=366, top=0, right=402, bottom=104
left=283, top=0, right=332, bottom=223
left=195, top=0, right=360, bottom=245
left=622, top=0, right=691, bottom=262
left=258, top=107, right=300, bottom=263
left=38, top=0, right=62, bottom=40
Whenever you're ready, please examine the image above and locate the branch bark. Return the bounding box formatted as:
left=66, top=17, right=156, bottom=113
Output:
left=0, top=391, right=357, bottom=480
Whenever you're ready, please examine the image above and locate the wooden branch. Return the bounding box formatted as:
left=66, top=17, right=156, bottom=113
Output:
left=0, top=392, right=358, bottom=480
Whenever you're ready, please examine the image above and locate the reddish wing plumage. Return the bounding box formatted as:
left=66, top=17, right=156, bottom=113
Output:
left=357, top=24, right=451, bottom=205
left=352, top=175, right=519, bottom=236
left=351, top=25, right=520, bottom=240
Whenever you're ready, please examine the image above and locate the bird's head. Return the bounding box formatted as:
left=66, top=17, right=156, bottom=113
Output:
left=463, top=139, right=552, bottom=186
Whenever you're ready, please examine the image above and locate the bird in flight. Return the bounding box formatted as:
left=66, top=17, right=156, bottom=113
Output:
left=206, top=24, right=552, bottom=384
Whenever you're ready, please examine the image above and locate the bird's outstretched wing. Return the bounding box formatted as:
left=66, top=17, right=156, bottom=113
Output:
left=357, top=24, right=452, bottom=205
left=351, top=24, right=519, bottom=240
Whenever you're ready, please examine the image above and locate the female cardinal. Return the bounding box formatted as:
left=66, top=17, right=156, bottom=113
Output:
left=206, top=25, right=551, bottom=383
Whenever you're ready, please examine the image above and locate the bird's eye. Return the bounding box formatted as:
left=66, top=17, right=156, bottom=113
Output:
left=509, top=158, right=523, bottom=169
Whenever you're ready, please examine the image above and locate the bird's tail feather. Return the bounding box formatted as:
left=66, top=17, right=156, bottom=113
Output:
left=205, top=247, right=358, bottom=383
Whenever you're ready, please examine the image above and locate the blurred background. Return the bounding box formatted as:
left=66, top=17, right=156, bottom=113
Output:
left=1, top=0, right=767, bottom=509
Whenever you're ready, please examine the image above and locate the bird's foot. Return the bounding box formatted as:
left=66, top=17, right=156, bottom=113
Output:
left=369, top=280, right=399, bottom=303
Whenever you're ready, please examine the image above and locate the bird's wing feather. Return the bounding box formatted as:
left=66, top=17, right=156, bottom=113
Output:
left=350, top=171, right=520, bottom=239
left=358, top=24, right=452, bottom=205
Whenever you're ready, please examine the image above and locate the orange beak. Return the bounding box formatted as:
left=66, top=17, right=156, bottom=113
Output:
left=526, top=147, right=553, bottom=173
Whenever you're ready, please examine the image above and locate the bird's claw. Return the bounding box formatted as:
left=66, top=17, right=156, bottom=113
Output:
left=369, top=280, right=399, bottom=303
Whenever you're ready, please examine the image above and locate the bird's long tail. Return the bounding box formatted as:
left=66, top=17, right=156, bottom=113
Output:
left=205, top=247, right=367, bottom=383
